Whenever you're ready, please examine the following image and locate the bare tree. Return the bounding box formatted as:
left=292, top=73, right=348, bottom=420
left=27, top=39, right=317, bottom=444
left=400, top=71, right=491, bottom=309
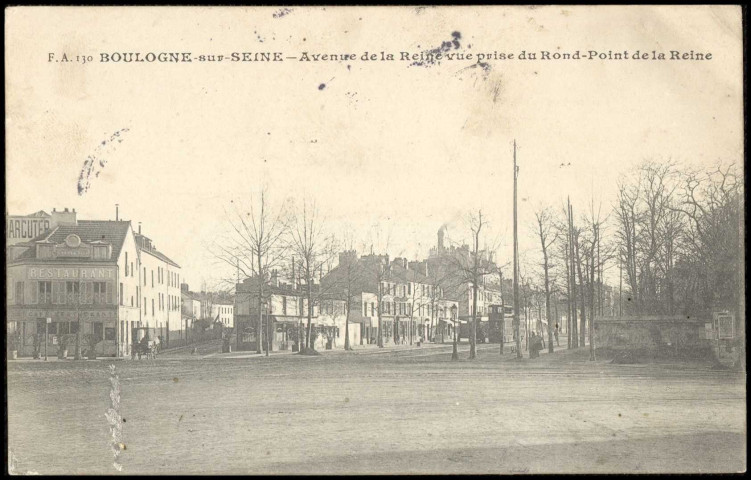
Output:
left=535, top=207, right=559, bottom=353
left=210, top=189, right=288, bottom=354
left=287, top=200, right=337, bottom=352
left=333, top=238, right=367, bottom=351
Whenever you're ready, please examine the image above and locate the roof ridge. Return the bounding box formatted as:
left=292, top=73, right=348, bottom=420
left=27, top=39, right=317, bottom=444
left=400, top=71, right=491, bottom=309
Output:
left=42, top=226, right=59, bottom=242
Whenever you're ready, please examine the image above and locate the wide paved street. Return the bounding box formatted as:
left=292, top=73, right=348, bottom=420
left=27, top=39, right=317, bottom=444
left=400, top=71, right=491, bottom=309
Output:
left=7, top=343, right=746, bottom=474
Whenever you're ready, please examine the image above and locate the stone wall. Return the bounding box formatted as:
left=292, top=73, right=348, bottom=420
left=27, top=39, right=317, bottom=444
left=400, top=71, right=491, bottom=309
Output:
left=595, top=316, right=713, bottom=361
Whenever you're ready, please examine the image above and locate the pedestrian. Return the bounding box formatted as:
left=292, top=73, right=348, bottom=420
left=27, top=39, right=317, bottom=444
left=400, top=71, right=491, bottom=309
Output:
left=554, top=324, right=560, bottom=346
left=529, top=332, right=538, bottom=358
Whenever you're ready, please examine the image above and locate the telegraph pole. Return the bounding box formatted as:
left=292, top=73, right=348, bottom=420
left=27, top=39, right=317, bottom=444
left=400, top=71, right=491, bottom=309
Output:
left=499, top=267, right=504, bottom=355
left=513, top=140, right=522, bottom=359
left=236, top=258, right=240, bottom=352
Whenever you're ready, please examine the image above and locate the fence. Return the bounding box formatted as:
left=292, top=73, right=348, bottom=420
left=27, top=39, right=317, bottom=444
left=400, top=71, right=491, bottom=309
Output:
left=165, top=325, right=224, bottom=350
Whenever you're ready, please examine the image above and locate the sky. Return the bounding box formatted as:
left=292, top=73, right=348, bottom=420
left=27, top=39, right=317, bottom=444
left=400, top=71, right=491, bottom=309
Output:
left=6, top=6, right=744, bottom=290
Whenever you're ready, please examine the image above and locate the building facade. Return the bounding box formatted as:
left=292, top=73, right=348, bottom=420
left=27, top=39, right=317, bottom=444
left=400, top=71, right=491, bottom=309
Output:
left=211, top=302, right=234, bottom=328
left=134, top=229, right=182, bottom=347
left=321, top=252, right=459, bottom=346
left=7, top=220, right=139, bottom=357
left=7, top=215, right=181, bottom=358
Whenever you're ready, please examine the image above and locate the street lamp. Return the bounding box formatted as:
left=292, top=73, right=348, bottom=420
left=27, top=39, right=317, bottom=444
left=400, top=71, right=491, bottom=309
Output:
left=451, top=304, right=458, bottom=361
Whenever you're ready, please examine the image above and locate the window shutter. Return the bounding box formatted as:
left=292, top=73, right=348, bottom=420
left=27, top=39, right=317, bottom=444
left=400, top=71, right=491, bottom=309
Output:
left=107, top=282, right=114, bottom=304
left=85, top=282, right=94, bottom=304
left=30, top=282, right=38, bottom=304
left=52, top=281, right=62, bottom=304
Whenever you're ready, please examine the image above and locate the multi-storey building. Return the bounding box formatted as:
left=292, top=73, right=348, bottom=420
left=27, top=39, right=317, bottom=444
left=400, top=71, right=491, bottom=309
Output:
left=427, top=227, right=503, bottom=340
left=134, top=227, right=182, bottom=346
left=321, top=251, right=458, bottom=346
left=234, top=273, right=319, bottom=351
left=7, top=211, right=181, bottom=358
left=7, top=220, right=140, bottom=357
left=211, top=301, right=234, bottom=328
left=179, top=284, right=201, bottom=345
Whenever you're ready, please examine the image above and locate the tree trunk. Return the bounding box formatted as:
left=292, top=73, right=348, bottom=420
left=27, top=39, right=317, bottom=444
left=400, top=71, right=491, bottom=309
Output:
left=256, top=254, right=263, bottom=354
left=470, top=281, right=478, bottom=359
left=568, top=202, right=579, bottom=348
left=344, top=290, right=351, bottom=351
left=305, top=266, right=313, bottom=350
left=589, top=229, right=597, bottom=361
left=544, top=255, right=553, bottom=353
left=265, top=310, right=271, bottom=356
left=576, top=239, right=587, bottom=348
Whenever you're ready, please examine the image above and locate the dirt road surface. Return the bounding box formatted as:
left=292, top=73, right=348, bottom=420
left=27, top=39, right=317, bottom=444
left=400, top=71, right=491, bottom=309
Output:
left=6, top=343, right=746, bottom=474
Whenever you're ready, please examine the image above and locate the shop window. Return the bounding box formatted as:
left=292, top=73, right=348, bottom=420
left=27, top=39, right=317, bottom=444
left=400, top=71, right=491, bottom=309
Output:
left=105, top=327, right=116, bottom=341
left=93, top=322, right=104, bottom=342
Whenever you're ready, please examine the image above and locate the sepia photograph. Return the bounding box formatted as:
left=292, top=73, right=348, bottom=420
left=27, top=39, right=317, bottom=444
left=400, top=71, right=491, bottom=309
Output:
left=4, top=5, right=746, bottom=474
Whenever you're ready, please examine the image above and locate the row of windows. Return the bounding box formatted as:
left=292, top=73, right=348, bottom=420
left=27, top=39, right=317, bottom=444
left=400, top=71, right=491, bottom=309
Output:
left=361, top=300, right=440, bottom=318
left=16, top=281, right=113, bottom=305
left=380, top=282, right=441, bottom=299
left=123, top=251, right=180, bottom=288
left=141, top=293, right=181, bottom=316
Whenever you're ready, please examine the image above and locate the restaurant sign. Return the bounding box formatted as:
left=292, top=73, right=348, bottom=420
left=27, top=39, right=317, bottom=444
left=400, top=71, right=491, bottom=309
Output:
left=28, top=266, right=115, bottom=280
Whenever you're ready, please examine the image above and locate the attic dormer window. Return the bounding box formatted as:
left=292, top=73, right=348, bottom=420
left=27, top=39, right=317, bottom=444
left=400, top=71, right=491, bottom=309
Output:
left=37, top=244, right=53, bottom=259
left=93, top=245, right=110, bottom=259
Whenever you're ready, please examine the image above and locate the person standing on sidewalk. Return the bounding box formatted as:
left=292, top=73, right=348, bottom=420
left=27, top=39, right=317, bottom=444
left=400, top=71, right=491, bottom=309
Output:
left=554, top=324, right=560, bottom=346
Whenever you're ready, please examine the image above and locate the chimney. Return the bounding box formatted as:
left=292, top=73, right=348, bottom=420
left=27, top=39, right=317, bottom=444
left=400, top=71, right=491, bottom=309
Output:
left=271, top=269, right=279, bottom=287
left=64, top=207, right=69, bottom=212
left=115, top=204, right=119, bottom=221
left=138, top=222, right=142, bottom=234
left=438, top=227, right=445, bottom=249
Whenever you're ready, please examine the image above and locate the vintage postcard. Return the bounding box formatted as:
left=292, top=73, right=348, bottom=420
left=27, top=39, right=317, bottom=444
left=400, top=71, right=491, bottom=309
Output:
left=5, top=5, right=745, bottom=475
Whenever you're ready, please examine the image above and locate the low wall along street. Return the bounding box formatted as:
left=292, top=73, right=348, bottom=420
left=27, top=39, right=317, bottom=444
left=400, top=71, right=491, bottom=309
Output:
left=594, top=316, right=714, bottom=361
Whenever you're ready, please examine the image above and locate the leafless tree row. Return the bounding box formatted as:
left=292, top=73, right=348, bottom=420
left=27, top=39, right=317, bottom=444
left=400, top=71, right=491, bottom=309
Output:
left=528, top=159, right=742, bottom=357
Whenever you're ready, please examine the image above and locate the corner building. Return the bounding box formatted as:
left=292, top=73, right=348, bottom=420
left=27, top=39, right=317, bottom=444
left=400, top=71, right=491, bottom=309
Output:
left=7, top=219, right=181, bottom=358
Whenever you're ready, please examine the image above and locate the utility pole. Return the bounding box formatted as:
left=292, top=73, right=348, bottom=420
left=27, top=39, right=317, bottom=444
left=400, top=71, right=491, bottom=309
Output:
left=235, top=258, right=240, bottom=352
left=513, top=140, right=522, bottom=359
left=499, top=267, right=504, bottom=355
left=568, top=199, right=578, bottom=348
